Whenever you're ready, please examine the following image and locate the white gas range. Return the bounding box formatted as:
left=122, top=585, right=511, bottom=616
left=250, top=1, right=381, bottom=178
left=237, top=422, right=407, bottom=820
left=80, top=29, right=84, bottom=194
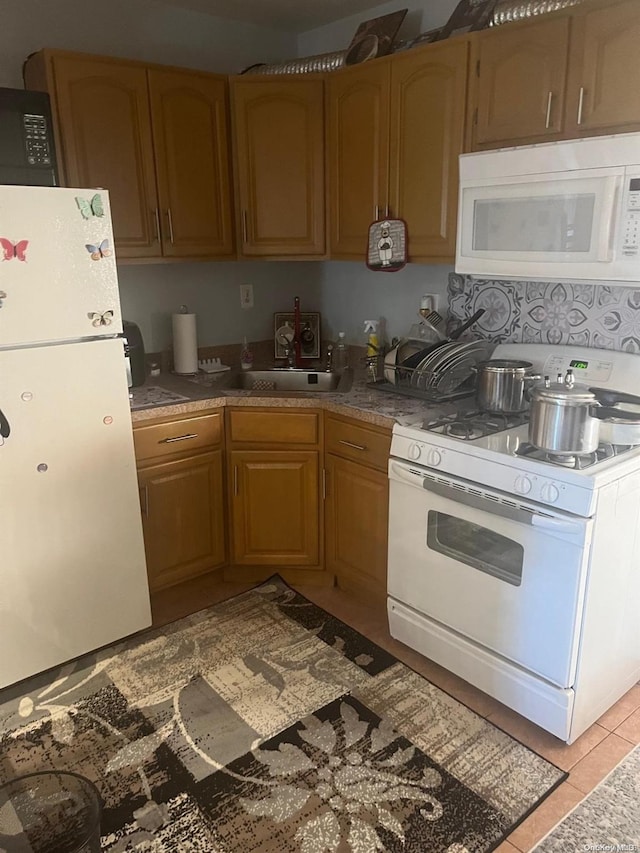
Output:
left=387, top=343, right=640, bottom=743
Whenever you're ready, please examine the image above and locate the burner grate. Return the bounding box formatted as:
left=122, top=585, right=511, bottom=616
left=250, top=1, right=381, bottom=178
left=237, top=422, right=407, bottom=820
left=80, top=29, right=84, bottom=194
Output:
left=515, top=442, right=635, bottom=469
left=425, top=409, right=529, bottom=439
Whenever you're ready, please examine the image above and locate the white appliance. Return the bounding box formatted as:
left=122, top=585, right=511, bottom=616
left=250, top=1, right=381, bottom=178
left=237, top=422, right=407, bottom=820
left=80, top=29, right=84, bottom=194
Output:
left=456, top=132, right=640, bottom=283
left=387, top=343, right=640, bottom=743
left=0, top=185, right=151, bottom=690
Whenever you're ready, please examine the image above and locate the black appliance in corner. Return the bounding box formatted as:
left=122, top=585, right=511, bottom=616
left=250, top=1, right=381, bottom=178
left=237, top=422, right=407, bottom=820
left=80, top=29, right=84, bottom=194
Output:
left=123, top=321, right=146, bottom=388
left=0, top=87, right=59, bottom=186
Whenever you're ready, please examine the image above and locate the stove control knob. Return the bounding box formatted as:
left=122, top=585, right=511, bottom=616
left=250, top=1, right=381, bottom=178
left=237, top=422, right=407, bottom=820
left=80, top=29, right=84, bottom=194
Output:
left=514, top=475, right=532, bottom=495
left=427, top=449, right=442, bottom=467
left=540, top=482, right=560, bottom=503
left=408, top=442, right=422, bottom=460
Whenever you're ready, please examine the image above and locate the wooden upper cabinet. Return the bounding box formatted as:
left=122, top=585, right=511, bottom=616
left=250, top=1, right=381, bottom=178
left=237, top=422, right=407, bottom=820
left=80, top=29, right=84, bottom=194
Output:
left=326, top=61, right=390, bottom=259
left=24, top=50, right=234, bottom=261
left=40, top=55, right=159, bottom=258
left=231, top=77, right=325, bottom=256
left=566, top=0, right=640, bottom=136
left=472, top=16, right=570, bottom=148
left=388, top=40, right=469, bottom=263
left=148, top=69, right=234, bottom=257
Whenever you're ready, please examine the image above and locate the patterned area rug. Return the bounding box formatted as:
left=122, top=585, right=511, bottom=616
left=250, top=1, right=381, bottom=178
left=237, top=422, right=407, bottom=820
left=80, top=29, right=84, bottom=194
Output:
left=0, top=577, right=566, bottom=852
left=534, top=744, right=640, bottom=851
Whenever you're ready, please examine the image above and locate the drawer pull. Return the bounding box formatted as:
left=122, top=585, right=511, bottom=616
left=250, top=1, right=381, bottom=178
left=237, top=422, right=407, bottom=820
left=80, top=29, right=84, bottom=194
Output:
left=545, top=91, right=553, bottom=129
left=159, top=432, right=198, bottom=444
left=339, top=439, right=367, bottom=451
left=577, top=86, right=585, bottom=126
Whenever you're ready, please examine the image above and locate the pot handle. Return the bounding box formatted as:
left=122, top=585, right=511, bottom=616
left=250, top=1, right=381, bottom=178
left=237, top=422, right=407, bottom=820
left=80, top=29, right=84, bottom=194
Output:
left=589, top=387, right=640, bottom=408
left=590, top=405, right=640, bottom=422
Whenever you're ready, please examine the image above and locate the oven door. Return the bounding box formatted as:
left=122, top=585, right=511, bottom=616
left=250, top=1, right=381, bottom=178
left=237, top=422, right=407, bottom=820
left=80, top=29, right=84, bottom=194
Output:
left=388, top=459, right=593, bottom=688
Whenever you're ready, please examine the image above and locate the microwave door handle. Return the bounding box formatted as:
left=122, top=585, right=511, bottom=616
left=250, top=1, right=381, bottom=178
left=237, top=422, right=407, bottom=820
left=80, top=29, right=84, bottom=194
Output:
left=595, top=176, right=621, bottom=262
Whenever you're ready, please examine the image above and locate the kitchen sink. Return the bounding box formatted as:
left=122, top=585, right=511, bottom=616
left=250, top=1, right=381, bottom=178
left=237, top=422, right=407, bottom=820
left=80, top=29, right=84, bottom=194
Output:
left=237, top=369, right=351, bottom=393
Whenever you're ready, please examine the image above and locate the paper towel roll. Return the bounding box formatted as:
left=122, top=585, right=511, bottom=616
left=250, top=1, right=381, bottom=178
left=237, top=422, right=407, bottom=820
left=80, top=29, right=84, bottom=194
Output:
left=172, top=312, right=198, bottom=374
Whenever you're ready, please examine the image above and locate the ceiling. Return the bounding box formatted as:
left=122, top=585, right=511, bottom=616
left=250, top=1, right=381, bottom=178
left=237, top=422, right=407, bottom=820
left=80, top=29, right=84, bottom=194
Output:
left=154, top=0, right=391, bottom=33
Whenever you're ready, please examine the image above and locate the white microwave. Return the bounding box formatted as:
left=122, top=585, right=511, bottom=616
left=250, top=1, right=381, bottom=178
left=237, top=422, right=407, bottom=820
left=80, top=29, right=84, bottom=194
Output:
left=455, top=132, right=640, bottom=285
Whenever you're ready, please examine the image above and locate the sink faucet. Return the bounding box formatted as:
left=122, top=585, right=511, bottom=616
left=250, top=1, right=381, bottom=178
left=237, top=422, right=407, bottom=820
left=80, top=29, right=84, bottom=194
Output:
left=293, top=295, right=302, bottom=368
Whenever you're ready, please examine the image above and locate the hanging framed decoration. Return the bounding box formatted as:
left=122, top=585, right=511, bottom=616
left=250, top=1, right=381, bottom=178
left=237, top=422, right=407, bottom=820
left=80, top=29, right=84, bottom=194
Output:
left=366, top=218, right=408, bottom=272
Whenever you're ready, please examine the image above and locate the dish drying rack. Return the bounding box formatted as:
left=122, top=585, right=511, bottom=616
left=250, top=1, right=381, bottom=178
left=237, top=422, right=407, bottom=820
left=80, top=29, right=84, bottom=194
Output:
left=367, top=339, right=495, bottom=403
left=367, top=365, right=477, bottom=402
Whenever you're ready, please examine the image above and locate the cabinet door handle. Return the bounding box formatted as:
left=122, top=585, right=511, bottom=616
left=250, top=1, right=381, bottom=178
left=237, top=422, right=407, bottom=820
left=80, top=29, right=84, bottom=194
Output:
left=545, top=91, right=553, bottom=129
left=166, top=208, right=175, bottom=244
left=322, top=468, right=327, bottom=500
left=159, top=433, right=198, bottom=444
left=374, top=205, right=380, bottom=221
left=233, top=465, right=239, bottom=496
left=385, top=205, right=390, bottom=218
left=153, top=208, right=161, bottom=242
left=140, top=485, right=149, bottom=518
left=577, top=87, right=585, bottom=126
left=339, top=439, right=367, bottom=451
left=242, top=210, right=248, bottom=243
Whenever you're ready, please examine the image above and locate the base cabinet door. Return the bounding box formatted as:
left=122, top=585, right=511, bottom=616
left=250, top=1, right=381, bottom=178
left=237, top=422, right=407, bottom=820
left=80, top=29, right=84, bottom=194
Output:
left=138, top=450, right=226, bottom=591
left=230, top=450, right=319, bottom=565
left=325, top=454, right=389, bottom=601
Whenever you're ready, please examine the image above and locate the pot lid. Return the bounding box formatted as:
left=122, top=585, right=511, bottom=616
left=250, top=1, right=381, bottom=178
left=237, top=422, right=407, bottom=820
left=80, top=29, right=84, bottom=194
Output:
left=480, top=359, right=533, bottom=372
left=531, top=381, right=597, bottom=405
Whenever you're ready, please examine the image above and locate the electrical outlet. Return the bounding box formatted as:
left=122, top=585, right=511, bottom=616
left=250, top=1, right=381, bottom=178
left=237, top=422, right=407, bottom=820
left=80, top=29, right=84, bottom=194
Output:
left=240, top=283, right=254, bottom=309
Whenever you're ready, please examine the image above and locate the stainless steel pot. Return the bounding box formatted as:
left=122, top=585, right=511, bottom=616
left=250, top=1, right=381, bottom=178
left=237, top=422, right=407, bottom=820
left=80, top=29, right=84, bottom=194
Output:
left=475, top=359, right=540, bottom=413
left=529, top=371, right=640, bottom=455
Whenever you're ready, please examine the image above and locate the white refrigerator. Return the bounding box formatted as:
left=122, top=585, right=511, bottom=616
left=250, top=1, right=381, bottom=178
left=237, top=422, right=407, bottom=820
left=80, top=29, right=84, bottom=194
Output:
left=0, top=185, right=151, bottom=689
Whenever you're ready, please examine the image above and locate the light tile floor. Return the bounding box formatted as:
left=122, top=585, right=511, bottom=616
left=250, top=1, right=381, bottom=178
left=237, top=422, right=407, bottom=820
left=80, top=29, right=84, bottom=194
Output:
left=151, top=575, right=640, bottom=852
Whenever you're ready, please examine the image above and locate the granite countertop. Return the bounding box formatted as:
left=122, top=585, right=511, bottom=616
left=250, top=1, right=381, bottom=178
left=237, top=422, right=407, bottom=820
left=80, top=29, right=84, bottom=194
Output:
left=129, top=369, right=462, bottom=430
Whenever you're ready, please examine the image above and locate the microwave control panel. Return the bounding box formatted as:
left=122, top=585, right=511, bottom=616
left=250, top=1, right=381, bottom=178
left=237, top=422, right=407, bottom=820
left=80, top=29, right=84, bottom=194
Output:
left=23, top=114, right=52, bottom=166
left=622, top=176, right=640, bottom=256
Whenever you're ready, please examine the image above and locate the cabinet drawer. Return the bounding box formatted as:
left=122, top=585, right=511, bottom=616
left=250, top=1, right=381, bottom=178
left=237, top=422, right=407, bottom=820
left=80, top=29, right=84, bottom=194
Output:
left=325, top=415, right=391, bottom=472
left=134, top=412, right=222, bottom=463
left=228, top=409, right=319, bottom=445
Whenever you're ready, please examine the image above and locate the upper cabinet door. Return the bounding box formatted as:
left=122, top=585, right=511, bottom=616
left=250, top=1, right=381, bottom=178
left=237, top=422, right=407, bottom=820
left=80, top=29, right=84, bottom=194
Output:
left=567, top=0, right=640, bottom=137
left=148, top=69, right=234, bottom=258
left=231, top=78, right=325, bottom=256
left=472, top=17, right=570, bottom=148
left=388, top=40, right=469, bottom=263
left=48, top=56, right=160, bottom=258
left=327, top=61, right=391, bottom=259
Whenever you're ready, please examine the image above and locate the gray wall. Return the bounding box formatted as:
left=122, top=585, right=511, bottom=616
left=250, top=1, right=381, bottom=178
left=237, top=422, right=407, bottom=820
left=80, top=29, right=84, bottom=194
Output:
left=315, top=262, right=452, bottom=345
left=0, top=0, right=296, bottom=88
left=118, top=262, right=322, bottom=352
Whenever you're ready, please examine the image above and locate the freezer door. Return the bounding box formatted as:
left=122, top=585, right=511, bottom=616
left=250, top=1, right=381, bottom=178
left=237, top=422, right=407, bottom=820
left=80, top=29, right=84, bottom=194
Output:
left=0, top=338, right=151, bottom=688
left=0, top=185, right=122, bottom=347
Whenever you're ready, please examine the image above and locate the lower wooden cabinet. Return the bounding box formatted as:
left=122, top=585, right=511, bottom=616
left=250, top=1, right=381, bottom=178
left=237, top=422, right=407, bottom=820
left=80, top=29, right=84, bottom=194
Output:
left=229, top=450, right=320, bottom=566
left=133, top=410, right=226, bottom=592
left=325, top=454, right=389, bottom=601
left=138, top=451, right=226, bottom=591
left=324, top=413, right=391, bottom=602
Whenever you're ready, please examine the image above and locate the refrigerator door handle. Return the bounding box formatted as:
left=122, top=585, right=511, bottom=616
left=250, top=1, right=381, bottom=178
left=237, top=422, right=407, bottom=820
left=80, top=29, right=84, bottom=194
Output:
left=0, top=407, right=10, bottom=439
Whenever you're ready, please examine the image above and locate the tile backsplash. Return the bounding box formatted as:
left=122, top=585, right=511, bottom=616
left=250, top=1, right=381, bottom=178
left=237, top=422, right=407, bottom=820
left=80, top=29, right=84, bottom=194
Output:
left=448, top=274, right=640, bottom=353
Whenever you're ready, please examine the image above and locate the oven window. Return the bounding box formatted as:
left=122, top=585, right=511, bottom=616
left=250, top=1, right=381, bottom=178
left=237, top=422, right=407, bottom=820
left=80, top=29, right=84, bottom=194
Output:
left=427, top=511, right=524, bottom=586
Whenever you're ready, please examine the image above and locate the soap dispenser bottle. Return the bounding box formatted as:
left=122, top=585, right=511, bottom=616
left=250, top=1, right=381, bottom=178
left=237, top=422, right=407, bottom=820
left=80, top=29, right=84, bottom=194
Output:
left=240, top=336, right=253, bottom=370
left=334, top=332, right=348, bottom=372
